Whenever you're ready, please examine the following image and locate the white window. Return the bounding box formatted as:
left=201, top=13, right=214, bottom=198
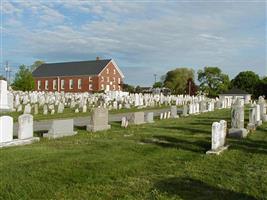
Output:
left=113, top=77, right=115, bottom=82
left=37, top=80, right=41, bottom=90
left=89, top=76, right=92, bottom=82
left=101, top=84, right=104, bottom=90
left=118, top=85, right=121, bottom=91
left=113, top=69, right=116, bottom=74
left=118, top=78, right=121, bottom=84
left=107, top=68, right=109, bottom=74
left=89, top=84, right=93, bottom=90
left=61, top=80, right=65, bottom=89
left=113, top=85, right=116, bottom=90
left=69, top=79, right=74, bottom=89
left=107, top=77, right=109, bottom=82
left=78, top=79, right=82, bottom=89
left=45, top=80, right=48, bottom=90
left=53, top=80, right=57, bottom=90
left=101, top=76, right=104, bottom=82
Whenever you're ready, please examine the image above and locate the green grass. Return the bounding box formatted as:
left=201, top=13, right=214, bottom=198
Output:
left=0, top=109, right=267, bottom=199
left=0, top=105, right=171, bottom=122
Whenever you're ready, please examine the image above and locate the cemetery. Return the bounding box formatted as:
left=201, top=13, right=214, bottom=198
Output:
left=1, top=1, right=266, bottom=199
left=0, top=77, right=267, bottom=199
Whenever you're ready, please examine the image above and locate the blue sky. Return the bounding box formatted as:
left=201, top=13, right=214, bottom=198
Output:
left=1, top=0, right=266, bottom=86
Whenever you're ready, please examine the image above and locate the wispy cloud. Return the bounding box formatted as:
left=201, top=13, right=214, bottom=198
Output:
left=2, top=0, right=266, bottom=85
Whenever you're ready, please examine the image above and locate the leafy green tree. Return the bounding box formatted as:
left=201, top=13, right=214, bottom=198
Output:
left=231, top=71, right=260, bottom=96
left=122, top=83, right=135, bottom=93
left=164, top=68, right=194, bottom=94
left=135, top=85, right=142, bottom=93
left=153, top=81, right=163, bottom=88
left=255, top=76, right=267, bottom=97
left=198, top=66, right=230, bottom=97
left=31, top=60, right=45, bottom=72
left=12, top=65, right=35, bottom=91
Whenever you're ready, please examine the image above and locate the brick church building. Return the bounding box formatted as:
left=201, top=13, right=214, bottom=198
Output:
left=32, top=58, right=124, bottom=92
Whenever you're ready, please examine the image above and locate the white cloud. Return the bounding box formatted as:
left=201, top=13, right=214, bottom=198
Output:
left=2, top=1, right=22, bottom=15
left=2, top=0, right=266, bottom=84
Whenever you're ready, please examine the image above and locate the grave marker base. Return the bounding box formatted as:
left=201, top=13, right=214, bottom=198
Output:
left=256, top=120, right=262, bottom=126
left=43, top=131, right=77, bottom=139
left=0, top=137, right=40, bottom=148
left=247, top=123, right=256, bottom=132
left=86, top=125, right=111, bottom=132
left=206, top=145, right=229, bottom=155
left=228, top=128, right=248, bottom=138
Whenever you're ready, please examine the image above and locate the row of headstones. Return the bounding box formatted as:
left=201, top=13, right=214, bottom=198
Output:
left=13, top=96, right=216, bottom=116
left=12, top=90, right=205, bottom=107
left=1, top=105, right=174, bottom=147
left=21, top=103, right=89, bottom=115
left=207, top=96, right=267, bottom=155
left=0, top=114, right=39, bottom=147
left=2, top=78, right=212, bottom=113
left=229, top=96, right=266, bottom=138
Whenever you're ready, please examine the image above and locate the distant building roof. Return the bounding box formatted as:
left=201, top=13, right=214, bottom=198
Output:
left=32, top=59, right=112, bottom=77
left=221, top=88, right=250, bottom=95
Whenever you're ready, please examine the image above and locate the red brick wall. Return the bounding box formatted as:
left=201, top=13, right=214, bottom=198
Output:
left=33, top=61, right=123, bottom=92
left=98, top=62, right=123, bottom=91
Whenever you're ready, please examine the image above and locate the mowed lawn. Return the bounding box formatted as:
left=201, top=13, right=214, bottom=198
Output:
left=0, top=109, right=267, bottom=200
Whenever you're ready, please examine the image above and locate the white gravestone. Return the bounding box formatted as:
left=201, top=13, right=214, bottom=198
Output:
left=206, top=121, right=228, bottom=155
left=0, top=116, right=13, bottom=143
left=129, top=112, right=145, bottom=125
left=211, top=122, right=221, bottom=150
left=160, top=113, right=163, bottom=120
left=82, top=105, right=87, bottom=113
left=17, top=104, right=22, bottom=112
left=7, top=92, right=14, bottom=111
left=87, top=107, right=111, bottom=132
left=247, top=105, right=256, bottom=131
left=44, top=119, right=77, bottom=139
left=258, top=96, right=267, bottom=122
left=34, top=104, right=39, bottom=115
left=145, top=112, right=154, bottom=123
left=57, top=103, right=64, bottom=113
left=182, top=105, right=188, bottom=117
left=163, top=112, right=167, bottom=119
left=121, top=117, right=129, bottom=128
left=228, top=99, right=248, bottom=138
left=0, top=80, right=9, bottom=110
left=24, top=104, right=31, bottom=114
left=255, top=104, right=262, bottom=126
left=18, top=114, right=33, bottom=139
left=170, top=106, right=178, bottom=118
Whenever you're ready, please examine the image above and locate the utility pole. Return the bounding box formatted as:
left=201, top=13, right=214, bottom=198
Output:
left=4, top=61, right=11, bottom=84
left=5, top=61, right=8, bottom=81
left=154, top=74, right=157, bottom=84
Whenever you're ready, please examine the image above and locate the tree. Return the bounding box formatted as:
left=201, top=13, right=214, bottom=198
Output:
left=122, top=83, right=135, bottom=93
left=0, top=75, right=6, bottom=80
left=12, top=65, right=35, bottom=91
left=198, top=66, right=230, bottom=97
left=135, top=85, right=142, bottom=93
left=256, top=76, right=267, bottom=97
left=153, top=81, right=163, bottom=88
left=30, top=60, right=45, bottom=72
left=164, top=68, right=194, bottom=94
left=185, top=78, right=198, bottom=96
left=231, top=71, right=260, bottom=97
